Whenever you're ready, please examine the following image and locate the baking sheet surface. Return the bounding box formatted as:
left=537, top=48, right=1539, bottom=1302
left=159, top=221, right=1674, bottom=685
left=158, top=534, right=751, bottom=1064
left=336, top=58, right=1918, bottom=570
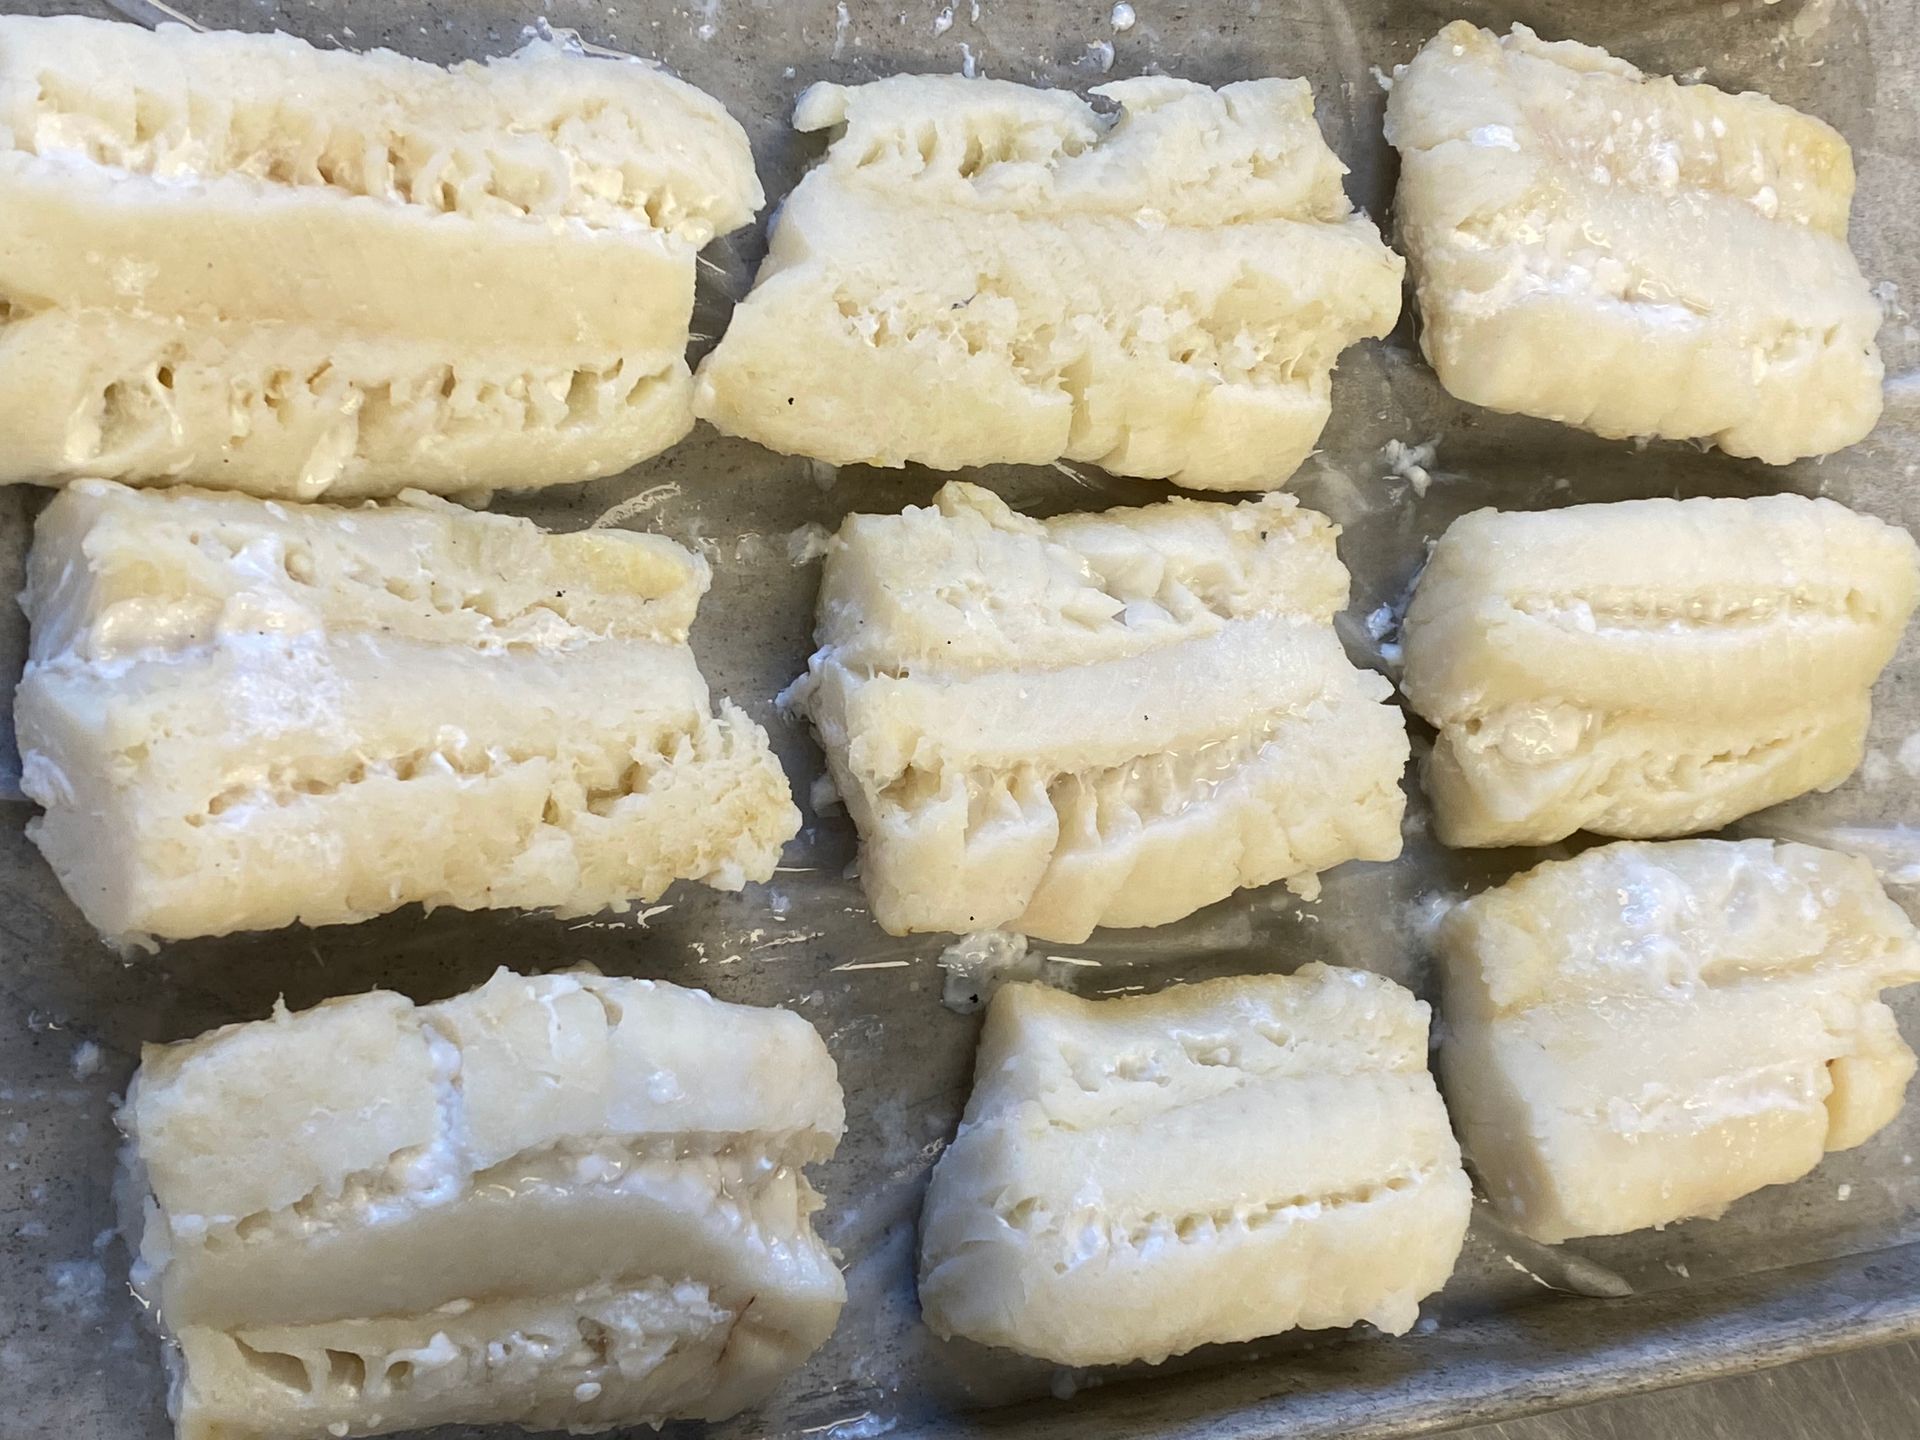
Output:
left=1, top=1, right=1918, bottom=1436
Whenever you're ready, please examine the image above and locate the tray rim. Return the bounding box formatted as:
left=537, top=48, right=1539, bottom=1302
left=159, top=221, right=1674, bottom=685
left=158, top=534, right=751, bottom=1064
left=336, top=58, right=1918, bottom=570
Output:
left=899, top=1240, right=1920, bottom=1440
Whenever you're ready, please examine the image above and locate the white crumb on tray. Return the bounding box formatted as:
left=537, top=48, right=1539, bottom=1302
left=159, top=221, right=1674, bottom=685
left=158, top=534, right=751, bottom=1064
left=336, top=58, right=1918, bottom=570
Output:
left=1381, top=436, right=1441, bottom=497
left=1872, top=279, right=1908, bottom=323
left=44, top=1259, right=107, bottom=1320
left=1897, top=732, right=1920, bottom=778
left=788, top=522, right=834, bottom=565
left=588, top=481, right=681, bottom=528
left=1502, top=1255, right=1554, bottom=1290
left=1407, top=890, right=1458, bottom=945
left=809, top=772, right=843, bottom=814
left=803, top=458, right=840, bottom=490
left=937, top=931, right=1039, bottom=1013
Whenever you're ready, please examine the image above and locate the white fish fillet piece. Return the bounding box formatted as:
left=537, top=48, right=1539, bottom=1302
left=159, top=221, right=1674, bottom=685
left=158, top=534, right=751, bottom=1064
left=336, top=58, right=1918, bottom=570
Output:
left=0, top=15, right=761, bottom=497
left=1385, top=22, right=1884, bottom=463
left=790, top=481, right=1409, bottom=942
left=119, top=967, right=845, bottom=1439
left=694, top=74, right=1402, bottom=489
left=1438, top=839, right=1920, bottom=1244
left=15, top=480, right=800, bottom=943
left=1399, top=494, right=1920, bottom=848
left=918, top=965, right=1471, bottom=1365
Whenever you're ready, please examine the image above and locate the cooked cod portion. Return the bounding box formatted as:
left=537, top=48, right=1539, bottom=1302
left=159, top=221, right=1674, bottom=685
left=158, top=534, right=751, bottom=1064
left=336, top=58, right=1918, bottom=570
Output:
left=1439, top=839, right=1920, bottom=1244
left=1399, top=495, right=1920, bottom=848
left=1385, top=22, right=1884, bottom=463
left=790, top=482, right=1409, bottom=942
left=918, top=966, right=1472, bottom=1365
left=120, top=967, right=846, bottom=1440
left=16, top=481, right=799, bottom=944
left=0, top=15, right=761, bottom=497
left=695, top=74, right=1402, bottom=489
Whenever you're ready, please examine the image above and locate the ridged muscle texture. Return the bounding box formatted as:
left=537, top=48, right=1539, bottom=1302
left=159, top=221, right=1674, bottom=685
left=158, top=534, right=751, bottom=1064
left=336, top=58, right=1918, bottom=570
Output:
left=1438, top=840, right=1920, bottom=1244
left=1385, top=22, right=1884, bottom=463
left=694, top=74, right=1402, bottom=490
left=0, top=15, right=762, bottom=497
left=119, top=967, right=846, bottom=1440
left=918, top=966, right=1472, bottom=1365
left=1399, top=494, right=1920, bottom=849
left=16, top=480, right=800, bottom=944
left=790, top=481, right=1409, bottom=943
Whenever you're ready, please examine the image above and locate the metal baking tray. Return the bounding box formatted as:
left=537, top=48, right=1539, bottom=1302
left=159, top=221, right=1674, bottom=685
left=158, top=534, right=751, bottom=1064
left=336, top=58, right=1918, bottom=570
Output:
left=3, top=0, right=1917, bottom=1436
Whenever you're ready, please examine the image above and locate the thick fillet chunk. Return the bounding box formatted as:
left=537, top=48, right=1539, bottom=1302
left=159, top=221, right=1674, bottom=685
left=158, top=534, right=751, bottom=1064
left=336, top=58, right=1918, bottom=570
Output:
left=1399, top=494, right=1919, bottom=848
left=16, top=480, right=800, bottom=943
left=1385, top=22, right=1884, bottom=463
left=1438, top=839, right=1920, bottom=1244
left=0, top=15, right=762, bottom=496
left=918, top=965, right=1472, bottom=1365
left=694, top=74, right=1402, bottom=489
left=790, top=481, right=1409, bottom=942
left=119, top=967, right=845, bottom=1439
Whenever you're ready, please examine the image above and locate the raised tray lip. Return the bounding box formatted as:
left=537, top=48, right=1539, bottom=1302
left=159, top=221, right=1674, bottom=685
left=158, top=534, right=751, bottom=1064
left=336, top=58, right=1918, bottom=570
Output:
left=1, top=3, right=1915, bottom=1438
left=907, top=1241, right=1920, bottom=1440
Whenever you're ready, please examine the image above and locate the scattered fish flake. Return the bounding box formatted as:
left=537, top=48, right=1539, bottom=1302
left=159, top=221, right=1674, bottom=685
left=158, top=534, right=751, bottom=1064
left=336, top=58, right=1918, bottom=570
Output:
left=45, top=1259, right=107, bottom=1319
left=1898, top=733, right=1920, bottom=778
left=1408, top=890, right=1458, bottom=943
left=788, top=522, right=834, bottom=565
left=937, top=930, right=1037, bottom=1012
left=751, top=932, right=819, bottom=951
left=589, top=482, right=681, bottom=528
left=804, top=458, right=840, bottom=491
left=1503, top=1255, right=1555, bottom=1290
left=1381, top=436, right=1441, bottom=497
